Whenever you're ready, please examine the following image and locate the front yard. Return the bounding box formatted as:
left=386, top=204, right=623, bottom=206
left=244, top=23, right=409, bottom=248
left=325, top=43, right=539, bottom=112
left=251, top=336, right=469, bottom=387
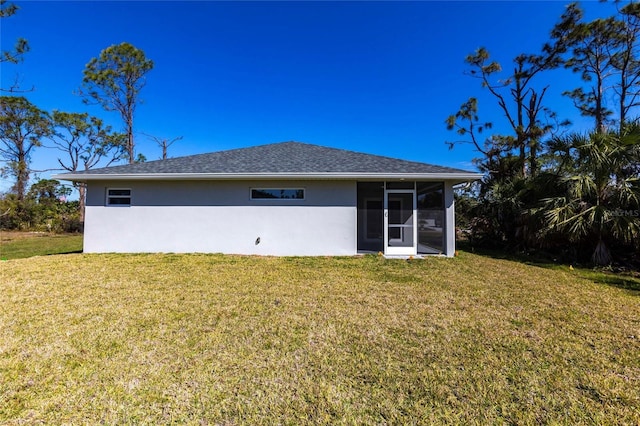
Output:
left=1, top=252, right=638, bottom=424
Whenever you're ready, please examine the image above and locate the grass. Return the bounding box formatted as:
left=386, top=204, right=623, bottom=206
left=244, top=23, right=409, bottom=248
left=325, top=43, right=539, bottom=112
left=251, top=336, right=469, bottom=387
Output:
left=457, top=240, right=640, bottom=293
left=1, top=251, right=639, bottom=424
left=0, top=231, right=83, bottom=260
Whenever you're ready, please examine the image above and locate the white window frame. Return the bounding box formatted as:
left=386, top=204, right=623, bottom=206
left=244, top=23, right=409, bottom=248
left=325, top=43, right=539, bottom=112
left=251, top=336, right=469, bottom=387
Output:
left=250, top=188, right=305, bottom=201
left=106, top=188, right=132, bottom=206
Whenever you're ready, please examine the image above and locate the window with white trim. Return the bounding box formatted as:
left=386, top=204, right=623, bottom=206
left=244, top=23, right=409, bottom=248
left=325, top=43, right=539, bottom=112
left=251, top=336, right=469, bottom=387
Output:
left=250, top=188, right=305, bottom=200
left=106, top=188, right=131, bottom=206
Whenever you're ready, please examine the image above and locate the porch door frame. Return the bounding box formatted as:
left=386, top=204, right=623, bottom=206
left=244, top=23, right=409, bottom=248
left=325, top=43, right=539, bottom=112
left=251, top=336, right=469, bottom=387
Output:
left=384, top=189, right=417, bottom=256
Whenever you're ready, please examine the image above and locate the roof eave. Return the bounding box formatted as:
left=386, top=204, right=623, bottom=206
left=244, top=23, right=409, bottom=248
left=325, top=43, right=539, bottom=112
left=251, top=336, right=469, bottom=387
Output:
left=53, top=172, right=483, bottom=182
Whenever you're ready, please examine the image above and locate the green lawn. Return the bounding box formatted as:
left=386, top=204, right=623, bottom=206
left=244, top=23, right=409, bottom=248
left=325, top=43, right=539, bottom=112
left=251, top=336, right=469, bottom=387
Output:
left=1, top=251, right=639, bottom=424
left=0, top=231, right=83, bottom=260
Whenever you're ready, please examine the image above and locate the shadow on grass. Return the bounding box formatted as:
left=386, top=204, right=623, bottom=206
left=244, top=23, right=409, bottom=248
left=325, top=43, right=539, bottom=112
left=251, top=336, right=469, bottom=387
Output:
left=0, top=233, right=84, bottom=260
left=458, top=240, right=640, bottom=294
left=457, top=240, right=559, bottom=268
left=49, top=249, right=84, bottom=256
left=576, top=269, right=640, bottom=293
left=1, top=249, right=84, bottom=261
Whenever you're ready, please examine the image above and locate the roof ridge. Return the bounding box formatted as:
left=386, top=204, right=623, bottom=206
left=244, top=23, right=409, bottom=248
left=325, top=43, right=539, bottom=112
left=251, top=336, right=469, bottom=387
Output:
left=54, top=141, right=480, bottom=177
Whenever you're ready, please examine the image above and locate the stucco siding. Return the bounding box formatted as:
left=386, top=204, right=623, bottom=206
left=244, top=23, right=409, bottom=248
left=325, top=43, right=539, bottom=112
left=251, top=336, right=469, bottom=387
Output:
left=86, top=180, right=354, bottom=207
left=84, top=180, right=357, bottom=255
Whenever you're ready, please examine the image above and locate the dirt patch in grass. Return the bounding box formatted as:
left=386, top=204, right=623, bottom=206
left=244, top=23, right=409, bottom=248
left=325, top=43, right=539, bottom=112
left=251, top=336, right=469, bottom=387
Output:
left=1, top=253, right=639, bottom=424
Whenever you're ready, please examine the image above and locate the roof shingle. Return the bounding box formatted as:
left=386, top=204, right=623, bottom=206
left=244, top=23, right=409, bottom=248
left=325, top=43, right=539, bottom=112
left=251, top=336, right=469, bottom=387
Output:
left=62, top=141, right=475, bottom=176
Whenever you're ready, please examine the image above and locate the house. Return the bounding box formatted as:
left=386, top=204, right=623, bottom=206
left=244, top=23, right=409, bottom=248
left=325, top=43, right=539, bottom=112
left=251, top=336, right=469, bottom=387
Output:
left=54, top=141, right=481, bottom=257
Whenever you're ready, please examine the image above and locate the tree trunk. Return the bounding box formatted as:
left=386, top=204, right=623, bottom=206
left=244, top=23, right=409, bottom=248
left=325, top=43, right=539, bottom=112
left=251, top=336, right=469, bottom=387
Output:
left=596, top=73, right=606, bottom=134
left=592, top=237, right=612, bottom=266
left=127, top=122, right=134, bottom=164
left=14, top=153, right=28, bottom=201
left=78, top=183, right=86, bottom=225
left=529, top=140, right=538, bottom=177
left=515, top=74, right=526, bottom=178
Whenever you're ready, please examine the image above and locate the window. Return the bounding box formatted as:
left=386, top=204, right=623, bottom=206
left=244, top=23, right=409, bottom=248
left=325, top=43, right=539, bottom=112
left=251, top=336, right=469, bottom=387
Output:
left=250, top=188, right=304, bottom=200
left=106, top=188, right=131, bottom=206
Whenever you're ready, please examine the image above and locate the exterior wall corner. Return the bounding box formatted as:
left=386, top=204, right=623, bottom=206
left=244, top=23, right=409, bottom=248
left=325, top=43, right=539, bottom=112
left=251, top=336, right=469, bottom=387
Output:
left=443, top=181, right=456, bottom=257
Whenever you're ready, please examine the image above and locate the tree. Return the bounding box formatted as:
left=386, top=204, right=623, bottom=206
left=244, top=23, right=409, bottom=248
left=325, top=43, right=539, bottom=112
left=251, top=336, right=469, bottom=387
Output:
left=26, top=179, right=79, bottom=232
left=445, top=21, right=570, bottom=180
left=555, top=4, right=620, bottom=133
left=542, top=126, right=640, bottom=265
left=449, top=45, right=565, bottom=178
left=1, top=0, right=30, bottom=92
left=143, top=133, right=182, bottom=159
left=0, top=1, right=28, bottom=64
left=0, top=96, right=51, bottom=200
left=27, top=178, right=71, bottom=204
left=79, top=42, right=153, bottom=164
left=612, top=2, right=640, bottom=133
left=553, top=2, right=640, bottom=134
left=445, top=97, right=493, bottom=157
left=50, top=111, right=126, bottom=222
left=443, top=1, right=640, bottom=266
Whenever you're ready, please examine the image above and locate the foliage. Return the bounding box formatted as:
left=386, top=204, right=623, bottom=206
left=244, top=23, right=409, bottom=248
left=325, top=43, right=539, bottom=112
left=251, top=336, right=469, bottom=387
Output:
left=79, top=42, right=154, bottom=163
left=0, top=179, right=81, bottom=232
left=0, top=1, right=28, bottom=65
left=27, top=178, right=71, bottom=201
left=556, top=4, right=619, bottom=133
left=1, top=252, right=638, bottom=423
left=49, top=111, right=126, bottom=223
left=553, top=2, right=640, bottom=133
left=453, top=183, right=480, bottom=232
left=448, top=1, right=640, bottom=267
left=0, top=96, right=51, bottom=200
left=541, top=127, right=640, bottom=265
left=445, top=97, right=493, bottom=156
left=446, top=40, right=567, bottom=179
left=0, top=0, right=30, bottom=93
left=50, top=111, right=126, bottom=172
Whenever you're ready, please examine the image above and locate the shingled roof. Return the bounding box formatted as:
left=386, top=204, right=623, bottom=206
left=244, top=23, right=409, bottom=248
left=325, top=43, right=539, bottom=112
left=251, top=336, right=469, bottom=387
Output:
left=55, top=141, right=481, bottom=181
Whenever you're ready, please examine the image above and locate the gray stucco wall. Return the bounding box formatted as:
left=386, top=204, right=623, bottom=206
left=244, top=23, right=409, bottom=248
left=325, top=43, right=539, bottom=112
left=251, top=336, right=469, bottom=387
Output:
left=84, top=180, right=357, bottom=255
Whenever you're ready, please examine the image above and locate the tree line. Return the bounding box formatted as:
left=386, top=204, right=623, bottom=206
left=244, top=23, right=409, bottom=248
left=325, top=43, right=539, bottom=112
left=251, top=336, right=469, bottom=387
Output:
left=0, top=1, right=181, bottom=231
left=1, top=1, right=638, bottom=267
left=449, top=1, right=640, bottom=266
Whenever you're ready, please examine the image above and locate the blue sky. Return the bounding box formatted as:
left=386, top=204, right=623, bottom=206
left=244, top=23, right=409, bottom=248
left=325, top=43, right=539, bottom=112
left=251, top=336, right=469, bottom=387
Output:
left=1, top=1, right=616, bottom=192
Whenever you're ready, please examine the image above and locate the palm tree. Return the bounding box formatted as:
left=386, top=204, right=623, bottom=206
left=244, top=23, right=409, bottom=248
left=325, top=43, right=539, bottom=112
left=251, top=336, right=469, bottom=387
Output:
left=542, top=125, right=640, bottom=265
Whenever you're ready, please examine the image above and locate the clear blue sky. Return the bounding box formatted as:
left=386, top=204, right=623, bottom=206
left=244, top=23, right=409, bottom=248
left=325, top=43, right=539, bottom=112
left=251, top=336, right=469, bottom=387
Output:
left=1, top=1, right=616, bottom=192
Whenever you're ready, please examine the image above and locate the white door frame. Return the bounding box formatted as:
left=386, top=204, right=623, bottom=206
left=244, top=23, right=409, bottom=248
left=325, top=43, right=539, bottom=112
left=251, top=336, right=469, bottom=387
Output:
left=384, top=189, right=417, bottom=256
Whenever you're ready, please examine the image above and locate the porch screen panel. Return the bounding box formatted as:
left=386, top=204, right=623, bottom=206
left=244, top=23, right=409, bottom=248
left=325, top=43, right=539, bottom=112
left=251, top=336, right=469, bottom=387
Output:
left=417, top=182, right=444, bottom=254
left=357, top=182, right=384, bottom=252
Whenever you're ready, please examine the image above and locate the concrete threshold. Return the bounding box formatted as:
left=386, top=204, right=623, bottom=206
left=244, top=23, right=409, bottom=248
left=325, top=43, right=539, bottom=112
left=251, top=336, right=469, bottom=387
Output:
left=383, top=254, right=426, bottom=260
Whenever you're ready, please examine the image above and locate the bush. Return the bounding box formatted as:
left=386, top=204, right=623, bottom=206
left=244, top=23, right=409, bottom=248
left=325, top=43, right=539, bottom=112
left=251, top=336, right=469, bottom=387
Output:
left=0, top=180, right=82, bottom=233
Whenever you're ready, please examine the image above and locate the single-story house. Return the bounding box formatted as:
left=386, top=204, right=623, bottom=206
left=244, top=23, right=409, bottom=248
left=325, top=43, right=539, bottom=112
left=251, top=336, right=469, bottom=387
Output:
left=54, top=141, right=481, bottom=257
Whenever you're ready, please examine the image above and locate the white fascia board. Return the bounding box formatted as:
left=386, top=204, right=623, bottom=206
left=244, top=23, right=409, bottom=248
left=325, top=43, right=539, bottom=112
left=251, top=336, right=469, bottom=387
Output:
left=52, top=172, right=483, bottom=182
